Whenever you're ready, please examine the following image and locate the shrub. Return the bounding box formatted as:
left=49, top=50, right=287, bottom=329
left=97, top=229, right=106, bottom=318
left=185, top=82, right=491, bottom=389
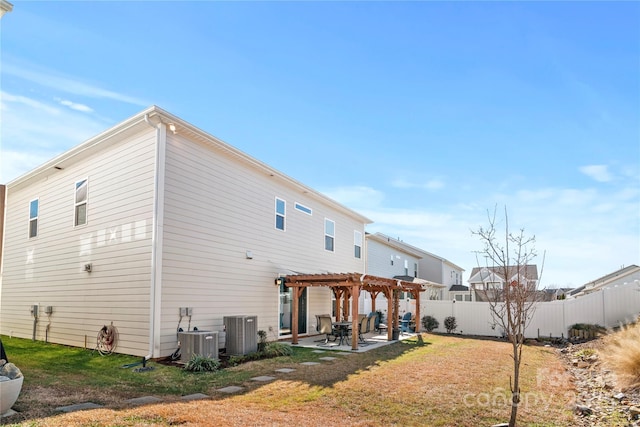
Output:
left=421, top=315, right=439, bottom=332
left=227, top=355, right=246, bottom=366
left=257, top=330, right=268, bottom=352
left=264, top=342, right=293, bottom=357
left=184, top=354, right=220, bottom=372
left=444, top=316, right=457, bottom=334
left=604, top=322, right=640, bottom=389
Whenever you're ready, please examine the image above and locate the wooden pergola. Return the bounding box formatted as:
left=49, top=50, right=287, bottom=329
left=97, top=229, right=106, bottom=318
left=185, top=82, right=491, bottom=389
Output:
left=283, top=272, right=425, bottom=350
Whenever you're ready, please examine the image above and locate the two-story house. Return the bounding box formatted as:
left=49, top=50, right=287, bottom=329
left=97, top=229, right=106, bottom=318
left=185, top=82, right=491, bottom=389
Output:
left=363, top=233, right=463, bottom=321
left=467, top=265, right=539, bottom=302
left=0, top=106, right=371, bottom=358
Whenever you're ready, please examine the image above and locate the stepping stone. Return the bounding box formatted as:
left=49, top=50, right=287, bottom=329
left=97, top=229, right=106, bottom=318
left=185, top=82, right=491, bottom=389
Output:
left=125, top=396, right=162, bottom=405
left=181, top=393, right=209, bottom=401
left=275, top=368, right=296, bottom=373
left=311, top=350, right=326, bottom=353
left=250, top=376, right=275, bottom=382
left=318, top=357, right=337, bottom=361
left=300, top=362, right=320, bottom=366
left=217, top=386, right=243, bottom=394
left=337, top=352, right=354, bottom=356
left=56, top=402, right=103, bottom=413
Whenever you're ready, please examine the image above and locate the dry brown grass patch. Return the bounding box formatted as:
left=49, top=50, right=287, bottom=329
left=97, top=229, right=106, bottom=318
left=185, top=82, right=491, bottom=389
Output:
left=604, top=321, right=640, bottom=390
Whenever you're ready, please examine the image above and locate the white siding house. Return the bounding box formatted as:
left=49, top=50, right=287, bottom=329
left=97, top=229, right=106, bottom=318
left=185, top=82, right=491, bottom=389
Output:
left=0, top=106, right=370, bottom=358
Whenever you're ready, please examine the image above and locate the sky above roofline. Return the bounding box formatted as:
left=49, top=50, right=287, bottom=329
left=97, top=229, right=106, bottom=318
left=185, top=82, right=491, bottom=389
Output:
left=1, top=2, right=638, bottom=288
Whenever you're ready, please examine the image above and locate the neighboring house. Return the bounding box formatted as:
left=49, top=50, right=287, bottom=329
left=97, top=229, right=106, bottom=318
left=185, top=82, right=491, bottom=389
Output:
left=448, top=284, right=473, bottom=302
left=376, top=233, right=464, bottom=300
left=569, top=265, right=640, bottom=298
left=540, top=287, right=574, bottom=301
left=0, top=106, right=370, bottom=358
left=467, top=265, right=539, bottom=302
left=363, top=233, right=456, bottom=317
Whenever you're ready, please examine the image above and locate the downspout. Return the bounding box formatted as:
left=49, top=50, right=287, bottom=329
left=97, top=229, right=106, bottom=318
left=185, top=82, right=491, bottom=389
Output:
left=144, top=113, right=167, bottom=359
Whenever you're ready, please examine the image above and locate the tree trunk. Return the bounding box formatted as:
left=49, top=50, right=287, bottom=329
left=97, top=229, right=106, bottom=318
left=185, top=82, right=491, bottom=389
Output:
left=509, top=342, right=521, bottom=427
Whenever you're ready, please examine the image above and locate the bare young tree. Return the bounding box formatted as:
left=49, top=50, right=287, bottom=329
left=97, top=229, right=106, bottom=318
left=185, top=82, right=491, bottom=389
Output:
left=473, top=206, right=544, bottom=427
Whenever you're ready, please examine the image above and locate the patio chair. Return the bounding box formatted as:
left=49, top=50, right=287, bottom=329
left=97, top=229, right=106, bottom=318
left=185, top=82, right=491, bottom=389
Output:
left=357, top=315, right=371, bottom=345
left=400, top=312, right=413, bottom=334
left=317, top=315, right=340, bottom=345
left=314, top=314, right=332, bottom=342
left=367, top=315, right=377, bottom=337
left=371, top=312, right=387, bottom=334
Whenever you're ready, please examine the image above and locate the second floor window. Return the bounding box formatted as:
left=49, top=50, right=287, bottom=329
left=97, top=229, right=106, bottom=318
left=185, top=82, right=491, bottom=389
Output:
left=414, top=263, right=418, bottom=278
left=75, top=179, right=88, bottom=226
left=29, top=198, right=39, bottom=238
left=275, top=198, right=285, bottom=230
left=354, top=230, right=362, bottom=259
left=324, top=218, right=335, bottom=252
left=404, top=259, right=409, bottom=276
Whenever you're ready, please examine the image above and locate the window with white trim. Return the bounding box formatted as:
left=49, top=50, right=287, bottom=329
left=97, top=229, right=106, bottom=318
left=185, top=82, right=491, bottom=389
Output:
left=354, top=230, right=362, bottom=259
left=294, top=202, right=312, bottom=215
left=74, top=179, right=88, bottom=226
left=324, top=218, right=335, bottom=252
left=414, top=262, right=418, bottom=278
left=404, top=259, right=409, bottom=276
left=29, top=198, right=39, bottom=238
left=275, top=198, right=285, bottom=230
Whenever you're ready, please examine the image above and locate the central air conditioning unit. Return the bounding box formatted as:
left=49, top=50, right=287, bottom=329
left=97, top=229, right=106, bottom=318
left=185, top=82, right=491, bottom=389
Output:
left=223, top=315, right=258, bottom=356
left=178, top=331, right=219, bottom=363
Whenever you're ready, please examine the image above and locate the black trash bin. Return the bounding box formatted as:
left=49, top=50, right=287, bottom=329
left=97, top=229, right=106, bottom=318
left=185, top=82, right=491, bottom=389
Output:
left=392, top=328, right=400, bottom=340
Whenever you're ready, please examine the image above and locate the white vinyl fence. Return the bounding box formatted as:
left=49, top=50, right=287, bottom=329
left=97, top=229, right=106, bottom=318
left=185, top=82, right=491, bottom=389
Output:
left=421, top=281, right=640, bottom=339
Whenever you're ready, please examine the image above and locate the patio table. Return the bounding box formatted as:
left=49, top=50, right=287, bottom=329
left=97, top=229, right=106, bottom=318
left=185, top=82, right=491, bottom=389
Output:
left=332, top=321, right=352, bottom=346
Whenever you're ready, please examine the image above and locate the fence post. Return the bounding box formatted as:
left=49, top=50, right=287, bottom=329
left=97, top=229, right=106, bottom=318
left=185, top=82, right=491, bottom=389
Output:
left=602, top=288, right=606, bottom=328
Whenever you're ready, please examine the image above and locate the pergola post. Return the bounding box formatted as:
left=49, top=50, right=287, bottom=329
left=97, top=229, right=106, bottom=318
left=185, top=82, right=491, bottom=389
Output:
left=291, top=285, right=299, bottom=345
left=351, top=284, right=360, bottom=350
left=414, top=290, right=421, bottom=333
left=334, top=288, right=342, bottom=322
left=342, top=290, right=349, bottom=320
left=386, top=288, right=393, bottom=341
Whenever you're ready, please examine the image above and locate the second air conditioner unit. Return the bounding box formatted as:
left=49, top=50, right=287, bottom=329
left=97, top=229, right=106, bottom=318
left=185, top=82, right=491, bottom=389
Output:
left=223, top=315, right=258, bottom=356
left=178, top=330, right=219, bottom=363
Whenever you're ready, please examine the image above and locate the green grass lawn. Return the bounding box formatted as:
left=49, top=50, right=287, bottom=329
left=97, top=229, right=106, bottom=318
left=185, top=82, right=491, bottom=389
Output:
left=2, top=334, right=577, bottom=426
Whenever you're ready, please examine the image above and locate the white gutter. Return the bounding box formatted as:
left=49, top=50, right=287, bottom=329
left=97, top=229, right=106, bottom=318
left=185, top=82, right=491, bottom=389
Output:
left=145, top=113, right=167, bottom=358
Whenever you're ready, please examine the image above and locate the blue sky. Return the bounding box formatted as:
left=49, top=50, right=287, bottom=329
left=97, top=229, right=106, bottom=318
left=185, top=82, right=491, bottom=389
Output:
left=1, top=1, right=639, bottom=288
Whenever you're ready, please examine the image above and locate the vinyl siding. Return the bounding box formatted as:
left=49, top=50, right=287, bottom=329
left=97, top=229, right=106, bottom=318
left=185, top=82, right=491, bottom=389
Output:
left=366, top=239, right=420, bottom=278
left=1, top=128, right=157, bottom=356
left=158, top=133, right=365, bottom=355
left=364, top=238, right=421, bottom=315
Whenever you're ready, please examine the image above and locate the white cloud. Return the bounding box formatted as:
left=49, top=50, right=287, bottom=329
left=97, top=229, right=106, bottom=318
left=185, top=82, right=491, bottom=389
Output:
left=1, top=92, right=108, bottom=181
left=2, top=62, right=148, bottom=106
left=579, top=164, right=612, bottom=182
left=56, top=98, right=94, bottom=113
left=323, top=180, right=639, bottom=289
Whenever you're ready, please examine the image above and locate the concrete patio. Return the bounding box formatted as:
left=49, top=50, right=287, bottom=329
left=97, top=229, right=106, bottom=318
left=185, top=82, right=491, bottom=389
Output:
left=285, top=330, right=418, bottom=353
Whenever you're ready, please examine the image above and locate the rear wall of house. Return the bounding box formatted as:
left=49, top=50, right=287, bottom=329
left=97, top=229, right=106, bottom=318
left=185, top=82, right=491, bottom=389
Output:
left=1, top=128, right=157, bottom=356
left=158, top=133, right=366, bottom=356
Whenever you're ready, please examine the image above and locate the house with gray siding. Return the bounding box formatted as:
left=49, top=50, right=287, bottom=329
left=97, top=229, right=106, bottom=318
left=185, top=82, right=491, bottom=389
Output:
left=363, top=233, right=461, bottom=322
left=0, top=106, right=370, bottom=358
